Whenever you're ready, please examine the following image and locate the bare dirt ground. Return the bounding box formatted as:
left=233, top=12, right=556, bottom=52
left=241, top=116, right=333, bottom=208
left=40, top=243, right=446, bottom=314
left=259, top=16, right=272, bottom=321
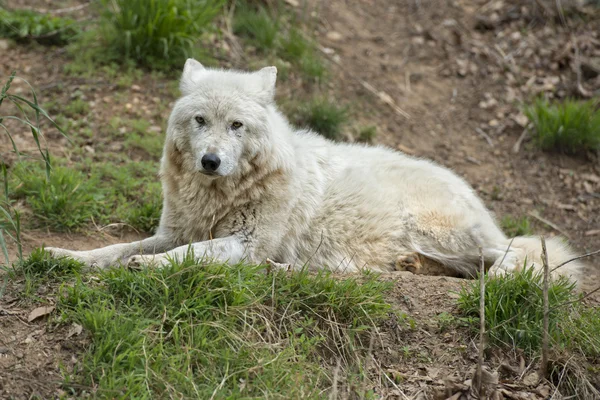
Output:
left=1, top=0, right=599, bottom=398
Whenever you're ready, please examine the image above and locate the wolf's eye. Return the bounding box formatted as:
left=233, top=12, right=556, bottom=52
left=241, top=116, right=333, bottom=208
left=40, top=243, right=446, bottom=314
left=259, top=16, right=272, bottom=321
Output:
left=195, top=116, right=205, bottom=126
left=231, top=121, right=243, bottom=130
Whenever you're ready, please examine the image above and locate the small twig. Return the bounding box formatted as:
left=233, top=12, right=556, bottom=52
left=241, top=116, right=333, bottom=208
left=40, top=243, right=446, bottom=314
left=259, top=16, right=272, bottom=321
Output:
left=360, top=333, right=375, bottom=400
left=512, top=124, right=531, bottom=153
left=329, top=358, right=341, bottom=400
left=475, top=127, right=494, bottom=147
left=550, top=249, right=600, bottom=273
left=527, top=210, right=571, bottom=239
left=27, top=4, right=90, bottom=14
left=540, top=237, right=550, bottom=379
left=551, top=285, right=600, bottom=311
left=476, top=247, right=486, bottom=397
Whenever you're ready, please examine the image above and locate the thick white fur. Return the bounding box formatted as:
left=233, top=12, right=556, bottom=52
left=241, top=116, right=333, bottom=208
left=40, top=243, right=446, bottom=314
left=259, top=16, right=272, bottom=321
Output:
left=47, top=60, right=584, bottom=283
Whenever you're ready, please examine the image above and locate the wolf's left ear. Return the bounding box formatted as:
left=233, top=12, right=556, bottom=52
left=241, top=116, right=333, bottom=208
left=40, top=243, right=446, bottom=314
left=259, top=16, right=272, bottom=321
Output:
left=257, top=66, right=277, bottom=101
left=180, top=58, right=206, bottom=95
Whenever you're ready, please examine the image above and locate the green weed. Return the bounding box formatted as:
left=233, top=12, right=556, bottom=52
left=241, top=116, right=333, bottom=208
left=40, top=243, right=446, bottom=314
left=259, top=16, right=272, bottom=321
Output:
left=501, top=215, right=533, bottom=237
left=524, top=98, right=600, bottom=153
left=0, top=8, right=80, bottom=45
left=0, top=71, right=67, bottom=262
left=58, top=255, right=393, bottom=398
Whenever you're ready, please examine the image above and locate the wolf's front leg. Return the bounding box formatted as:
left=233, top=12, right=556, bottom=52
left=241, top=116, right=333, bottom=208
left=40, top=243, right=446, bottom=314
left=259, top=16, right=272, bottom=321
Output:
left=46, top=234, right=178, bottom=268
left=127, top=236, right=249, bottom=268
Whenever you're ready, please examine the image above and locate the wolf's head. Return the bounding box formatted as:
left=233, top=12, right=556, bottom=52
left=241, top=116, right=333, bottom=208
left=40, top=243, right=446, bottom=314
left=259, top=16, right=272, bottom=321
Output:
left=164, top=59, right=285, bottom=179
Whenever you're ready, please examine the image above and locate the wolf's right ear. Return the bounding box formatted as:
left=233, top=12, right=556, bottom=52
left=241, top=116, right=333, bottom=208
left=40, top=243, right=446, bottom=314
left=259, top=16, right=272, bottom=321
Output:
left=180, top=58, right=206, bottom=95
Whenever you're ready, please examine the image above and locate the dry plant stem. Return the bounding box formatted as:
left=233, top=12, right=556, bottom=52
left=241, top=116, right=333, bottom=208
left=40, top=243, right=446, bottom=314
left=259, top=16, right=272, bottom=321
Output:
left=540, top=237, right=550, bottom=379
left=512, top=124, right=530, bottom=153
left=476, top=247, right=485, bottom=397
left=329, top=358, right=341, bottom=400
left=527, top=210, right=571, bottom=239
left=551, top=248, right=600, bottom=273
left=475, top=127, right=494, bottom=147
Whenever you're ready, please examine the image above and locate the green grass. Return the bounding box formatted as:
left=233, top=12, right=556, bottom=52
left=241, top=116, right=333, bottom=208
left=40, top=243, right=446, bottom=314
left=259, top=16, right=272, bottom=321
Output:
left=8, top=159, right=163, bottom=234
left=233, top=4, right=279, bottom=51
left=63, top=98, right=90, bottom=118
left=93, top=161, right=163, bottom=233
left=0, top=7, right=80, bottom=45
left=11, top=162, right=104, bottom=232
left=280, top=28, right=326, bottom=79
left=51, top=252, right=393, bottom=398
left=356, top=125, right=377, bottom=143
left=122, top=119, right=164, bottom=159
left=233, top=6, right=326, bottom=81
left=77, top=0, right=224, bottom=70
left=458, top=267, right=600, bottom=357
left=524, top=98, right=600, bottom=153
left=458, top=267, right=600, bottom=397
left=0, top=71, right=68, bottom=262
left=501, top=215, right=533, bottom=237
left=291, top=97, right=348, bottom=140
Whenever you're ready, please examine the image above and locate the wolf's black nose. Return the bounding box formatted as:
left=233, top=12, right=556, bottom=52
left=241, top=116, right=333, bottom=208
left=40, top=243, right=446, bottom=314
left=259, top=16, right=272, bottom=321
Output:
left=201, top=153, right=221, bottom=172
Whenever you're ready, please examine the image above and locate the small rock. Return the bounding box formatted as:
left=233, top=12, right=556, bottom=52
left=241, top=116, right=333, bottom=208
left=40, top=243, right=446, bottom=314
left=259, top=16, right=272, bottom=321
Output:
left=326, top=31, right=343, bottom=41
left=0, top=39, right=10, bottom=50
left=131, top=84, right=142, bottom=92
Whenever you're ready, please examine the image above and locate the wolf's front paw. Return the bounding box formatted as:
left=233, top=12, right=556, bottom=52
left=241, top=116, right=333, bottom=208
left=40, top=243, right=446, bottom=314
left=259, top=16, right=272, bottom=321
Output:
left=127, top=254, right=167, bottom=269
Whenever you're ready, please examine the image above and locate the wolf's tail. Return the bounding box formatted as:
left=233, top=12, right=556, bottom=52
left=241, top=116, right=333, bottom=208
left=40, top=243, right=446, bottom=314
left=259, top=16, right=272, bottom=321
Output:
left=508, top=236, right=584, bottom=284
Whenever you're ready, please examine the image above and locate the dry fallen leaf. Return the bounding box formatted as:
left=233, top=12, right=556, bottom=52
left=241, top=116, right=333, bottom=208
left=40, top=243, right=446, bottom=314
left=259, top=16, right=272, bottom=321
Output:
left=28, top=306, right=55, bottom=322
left=67, top=323, right=83, bottom=338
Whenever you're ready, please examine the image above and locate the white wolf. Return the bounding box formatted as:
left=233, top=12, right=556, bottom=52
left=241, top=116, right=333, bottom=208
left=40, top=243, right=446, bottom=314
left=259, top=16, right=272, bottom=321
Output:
left=47, top=59, right=583, bottom=282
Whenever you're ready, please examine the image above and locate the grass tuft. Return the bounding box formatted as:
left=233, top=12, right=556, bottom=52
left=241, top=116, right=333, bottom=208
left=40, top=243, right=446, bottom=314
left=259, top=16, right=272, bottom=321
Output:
left=16, top=248, right=84, bottom=278
left=12, top=163, right=103, bottom=232
left=0, top=8, right=80, bottom=46
left=356, top=125, right=378, bottom=143
left=458, top=266, right=599, bottom=357
left=82, top=0, right=224, bottom=69
left=291, top=97, right=348, bottom=140
left=233, top=4, right=279, bottom=52
left=501, top=215, right=533, bottom=237
left=524, top=98, right=600, bottom=153
left=57, top=254, right=393, bottom=398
